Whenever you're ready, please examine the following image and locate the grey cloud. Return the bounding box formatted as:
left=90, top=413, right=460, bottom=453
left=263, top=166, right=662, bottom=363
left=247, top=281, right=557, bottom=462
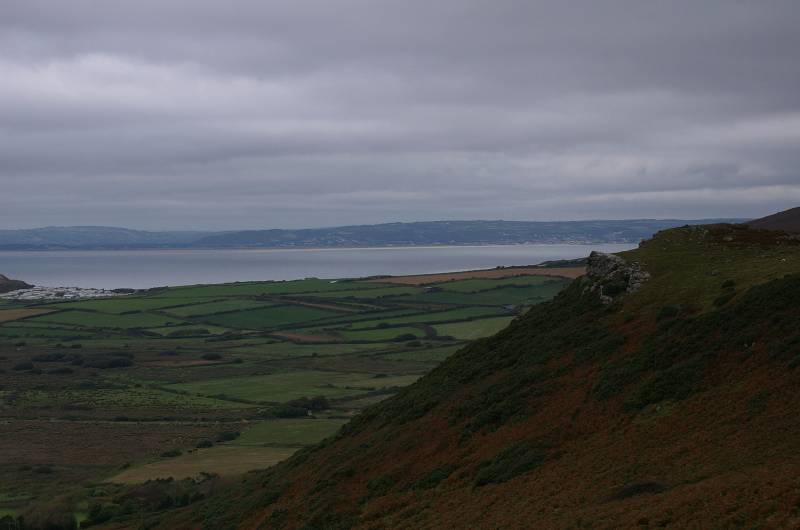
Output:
left=1, top=0, right=799, bottom=229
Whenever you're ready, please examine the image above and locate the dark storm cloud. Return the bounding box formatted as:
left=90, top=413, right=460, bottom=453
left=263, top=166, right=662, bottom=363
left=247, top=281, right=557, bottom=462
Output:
left=1, top=0, right=799, bottom=229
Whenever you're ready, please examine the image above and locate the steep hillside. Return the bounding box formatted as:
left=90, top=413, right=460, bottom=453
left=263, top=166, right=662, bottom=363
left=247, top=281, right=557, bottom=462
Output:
left=115, top=223, right=800, bottom=529
left=747, top=206, right=800, bottom=233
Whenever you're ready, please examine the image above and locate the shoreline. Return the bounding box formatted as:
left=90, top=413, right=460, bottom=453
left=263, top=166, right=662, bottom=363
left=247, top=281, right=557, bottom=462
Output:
left=0, top=241, right=640, bottom=254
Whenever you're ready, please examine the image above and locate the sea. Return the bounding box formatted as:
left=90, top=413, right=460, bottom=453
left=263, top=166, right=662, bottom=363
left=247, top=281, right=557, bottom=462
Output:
left=0, top=244, right=636, bottom=290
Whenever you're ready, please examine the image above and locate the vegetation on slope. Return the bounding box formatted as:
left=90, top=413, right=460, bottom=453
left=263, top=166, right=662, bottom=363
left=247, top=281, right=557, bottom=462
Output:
left=133, top=223, right=800, bottom=529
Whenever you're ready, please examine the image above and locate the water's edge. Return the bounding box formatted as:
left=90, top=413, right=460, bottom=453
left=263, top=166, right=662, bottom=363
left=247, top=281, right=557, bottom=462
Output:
left=0, top=243, right=635, bottom=290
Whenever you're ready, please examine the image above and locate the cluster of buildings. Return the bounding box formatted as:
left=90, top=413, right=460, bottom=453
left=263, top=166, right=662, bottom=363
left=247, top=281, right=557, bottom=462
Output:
left=0, top=285, right=128, bottom=301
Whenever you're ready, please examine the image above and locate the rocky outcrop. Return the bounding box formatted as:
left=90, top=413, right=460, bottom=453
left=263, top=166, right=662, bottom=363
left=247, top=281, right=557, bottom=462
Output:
left=0, top=274, right=33, bottom=294
left=585, top=251, right=650, bottom=304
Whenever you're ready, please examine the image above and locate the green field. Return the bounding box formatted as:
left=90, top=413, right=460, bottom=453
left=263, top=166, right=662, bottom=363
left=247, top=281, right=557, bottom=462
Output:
left=200, top=304, right=345, bottom=329
left=151, top=279, right=386, bottom=298
left=163, top=299, right=276, bottom=317
left=0, top=270, right=571, bottom=518
left=168, top=371, right=421, bottom=402
left=234, top=419, right=348, bottom=446
left=30, top=310, right=186, bottom=329
left=49, top=297, right=190, bottom=314
left=434, top=275, right=557, bottom=292
left=310, top=286, right=422, bottom=298
left=434, top=316, right=516, bottom=339
left=388, top=282, right=568, bottom=306
left=347, top=306, right=505, bottom=329
left=335, top=326, right=426, bottom=342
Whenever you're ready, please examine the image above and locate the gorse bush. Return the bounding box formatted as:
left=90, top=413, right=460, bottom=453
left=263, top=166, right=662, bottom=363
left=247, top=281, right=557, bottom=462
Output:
left=474, top=440, right=548, bottom=487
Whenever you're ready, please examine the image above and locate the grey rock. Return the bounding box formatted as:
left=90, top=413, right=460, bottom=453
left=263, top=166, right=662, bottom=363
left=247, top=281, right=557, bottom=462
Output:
left=584, top=251, right=650, bottom=304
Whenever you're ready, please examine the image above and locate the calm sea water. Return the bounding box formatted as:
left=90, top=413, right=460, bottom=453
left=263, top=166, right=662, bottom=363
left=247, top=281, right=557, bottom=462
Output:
left=0, top=244, right=635, bottom=289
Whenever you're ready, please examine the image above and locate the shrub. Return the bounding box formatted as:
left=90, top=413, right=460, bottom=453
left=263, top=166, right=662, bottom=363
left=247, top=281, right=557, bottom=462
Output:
left=713, top=291, right=736, bottom=307
left=84, top=357, right=133, bottom=369
left=18, top=499, right=77, bottom=530
left=201, top=353, right=222, bottom=361
left=412, top=464, right=457, bottom=490
left=86, top=502, right=123, bottom=525
left=47, top=367, right=74, bottom=375
left=267, top=405, right=308, bottom=418
left=168, top=328, right=210, bottom=337
left=12, top=361, right=34, bottom=371
left=32, top=353, right=66, bottom=362
left=474, top=440, right=547, bottom=487
left=196, top=440, right=213, bottom=449
left=361, top=473, right=397, bottom=502
left=287, top=396, right=330, bottom=411
left=160, top=449, right=182, bottom=458
left=656, top=306, right=680, bottom=320
left=216, top=431, right=240, bottom=442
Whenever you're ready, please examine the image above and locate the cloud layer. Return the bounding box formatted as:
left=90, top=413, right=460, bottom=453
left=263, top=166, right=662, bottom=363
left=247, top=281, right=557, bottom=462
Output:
left=2, top=0, right=799, bottom=229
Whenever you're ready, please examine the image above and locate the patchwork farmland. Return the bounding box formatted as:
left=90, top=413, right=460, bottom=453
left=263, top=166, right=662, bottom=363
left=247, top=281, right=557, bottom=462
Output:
left=0, top=270, right=574, bottom=520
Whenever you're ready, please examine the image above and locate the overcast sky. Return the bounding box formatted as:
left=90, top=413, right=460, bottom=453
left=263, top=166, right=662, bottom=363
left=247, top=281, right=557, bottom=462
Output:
left=2, top=0, right=799, bottom=229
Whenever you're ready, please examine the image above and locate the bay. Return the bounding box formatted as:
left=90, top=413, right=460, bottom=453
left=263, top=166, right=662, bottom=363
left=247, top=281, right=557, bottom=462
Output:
left=0, top=244, right=635, bottom=289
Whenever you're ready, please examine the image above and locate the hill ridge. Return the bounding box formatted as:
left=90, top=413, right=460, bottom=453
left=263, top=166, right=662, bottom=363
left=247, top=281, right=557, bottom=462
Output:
left=747, top=206, right=800, bottom=233
left=0, top=219, right=744, bottom=250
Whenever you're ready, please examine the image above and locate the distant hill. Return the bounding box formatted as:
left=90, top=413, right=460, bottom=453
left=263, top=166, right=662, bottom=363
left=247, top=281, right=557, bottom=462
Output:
left=0, top=219, right=745, bottom=250
left=0, top=274, right=32, bottom=293
left=0, top=226, right=215, bottom=250
left=194, top=219, right=743, bottom=248
left=747, top=206, right=800, bottom=233
left=145, top=220, right=800, bottom=528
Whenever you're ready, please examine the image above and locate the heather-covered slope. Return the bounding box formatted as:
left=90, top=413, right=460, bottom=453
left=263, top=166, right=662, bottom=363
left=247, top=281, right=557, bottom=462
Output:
left=747, top=206, right=800, bottom=233
left=133, top=224, right=800, bottom=529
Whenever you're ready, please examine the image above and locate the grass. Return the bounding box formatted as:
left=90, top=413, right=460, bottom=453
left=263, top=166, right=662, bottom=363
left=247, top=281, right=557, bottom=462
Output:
left=228, top=341, right=387, bottom=358
left=144, top=324, right=233, bottom=336
left=311, top=286, right=422, bottom=299
left=15, top=387, right=249, bottom=410
left=336, top=326, right=426, bottom=342
left=163, top=299, right=276, bottom=317
left=435, top=317, right=515, bottom=340
left=388, top=282, right=568, bottom=306
left=152, top=279, right=382, bottom=298
left=0, top=325, right=96, bottom=339
left=435, top=275, right=558, bottom=292
left=46, top=298, right=190, bottom=314
left=348, top=306, right=506, bottom=329
left=0, top=308, right=55, bottom=323
left=110, top=446, right=297, bottom=483
left=168, top=371, right=420, bottom=403
left=200, top=305, right=344, bottom=330
left=383, top=344, right=463, bottom=362
left=29, top=310, right=186, bottom=329
left=233, top=419, right=347, bottom=446
left=293, top=308, right=423, bottom=328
